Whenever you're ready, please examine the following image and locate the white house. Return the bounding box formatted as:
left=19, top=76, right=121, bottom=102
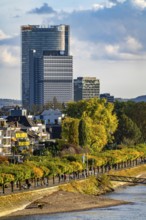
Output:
left=35, top=109, right=65, bottom=125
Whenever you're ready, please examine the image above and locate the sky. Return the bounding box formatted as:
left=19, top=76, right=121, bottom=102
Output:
left=0, top=0, right=146, bottom=100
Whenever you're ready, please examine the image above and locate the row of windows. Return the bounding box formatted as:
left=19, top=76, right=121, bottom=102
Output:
left=44, top=72, right=72, bottom=75
left=44, top=62, right=72, bottom=65
left=43, top=75, right=72, bottom=77
left=44, top=85, right=73, bottom=88
left=44, top=91, right=72, bottom=94
left=44, top=64, right=72, bottom=67
left=44, top=67, right=72, bottom=70
left=44, top=77, right=72, bottom=79
left=44, top=94, right=72, bottom=97
left=44, top=57, right=72, bottom=60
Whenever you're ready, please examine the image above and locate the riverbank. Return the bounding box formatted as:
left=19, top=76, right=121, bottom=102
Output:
left=0, top=187, right=59, bottom=218
left=0, top=179, right=132, bottom=219
left=4, top=190, right=130, bottom=218
left=1, top=164, right=146, bottom=218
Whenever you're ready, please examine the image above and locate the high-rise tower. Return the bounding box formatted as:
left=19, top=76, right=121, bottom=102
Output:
left=21, top=25, right=73, bottom=109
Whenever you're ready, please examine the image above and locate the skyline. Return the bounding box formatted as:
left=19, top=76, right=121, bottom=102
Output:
left=0, top=0, right=146, bottom=100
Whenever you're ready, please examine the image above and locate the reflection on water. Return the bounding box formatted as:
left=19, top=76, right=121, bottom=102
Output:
left=1, top=185, right=146, bottom=220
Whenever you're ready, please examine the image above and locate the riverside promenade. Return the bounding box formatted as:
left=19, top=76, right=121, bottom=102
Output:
left=0, top=157, right=145, bottom=195
left=0, top=158, right=146, bottom=218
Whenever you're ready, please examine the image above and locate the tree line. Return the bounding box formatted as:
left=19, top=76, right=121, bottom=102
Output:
left=1, top=145, right=146, bottom=193
left=62, top=98, right=146, bottom=152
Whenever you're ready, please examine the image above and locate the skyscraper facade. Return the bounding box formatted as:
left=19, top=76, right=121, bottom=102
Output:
left=74, top=77, right=100, bottom=101
left=21, top=25, right=73, bottom=109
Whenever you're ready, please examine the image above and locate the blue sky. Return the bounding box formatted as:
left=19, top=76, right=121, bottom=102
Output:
left=0, top=0, right=146, bottom=99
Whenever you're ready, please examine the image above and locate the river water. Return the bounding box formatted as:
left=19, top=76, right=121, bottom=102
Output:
left=1, top=184, right=146, bottom=220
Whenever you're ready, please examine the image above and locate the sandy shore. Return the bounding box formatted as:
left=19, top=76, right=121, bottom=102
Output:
left=5, top=190, right=130, bottom=217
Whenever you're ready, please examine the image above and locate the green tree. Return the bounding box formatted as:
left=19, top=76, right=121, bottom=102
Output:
left=125, top=102, right=146, bottom=142
left=114, top=101, right=146, bottom=142
left=114, top=113, right=142, bottom=145
left=78, top=118, right=88, bottom=147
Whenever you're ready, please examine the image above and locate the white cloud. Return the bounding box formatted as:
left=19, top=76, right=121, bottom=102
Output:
left=131, top=0, right=146, bottom=9
left=92, top=1, right=116, bottom=10
left=105, top=44, right=119, bottom=55
left=125, top=36, right=142, bottom=51
left=92, top=3, right=105, bottom=10
left=104, top=40, right=145, bottom=60
left=71, top=35, right=146, bottom=62
left=0, top=30, right=10, bottom=40
left=71, top=37, right=93, bottom=59
left=0, top=46, right=20, bottom=67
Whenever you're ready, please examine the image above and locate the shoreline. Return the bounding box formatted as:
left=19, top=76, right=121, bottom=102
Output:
left=2, top=190, right=131, bottom=218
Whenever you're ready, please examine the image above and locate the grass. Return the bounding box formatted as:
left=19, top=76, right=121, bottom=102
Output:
left=59, top=175, right=112, bottom=195
left=109, top=164, right=146, bottom=177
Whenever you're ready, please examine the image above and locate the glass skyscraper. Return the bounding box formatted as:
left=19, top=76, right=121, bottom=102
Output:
left=21, top=25, right=73, bottom=109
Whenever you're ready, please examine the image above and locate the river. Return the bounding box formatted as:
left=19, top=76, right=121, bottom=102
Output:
left=1, top=184, right=146, bottom=220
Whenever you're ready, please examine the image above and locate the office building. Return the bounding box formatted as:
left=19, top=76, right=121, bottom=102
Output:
left=100, top=93, right=114, bottom=103
left=21, top=25, right=73, bottom=109
left=74, top=77, right=100, bottom=101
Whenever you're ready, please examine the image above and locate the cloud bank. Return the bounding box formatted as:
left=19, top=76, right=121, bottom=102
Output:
left=41, top=0, right=146, bottom=61
left=28, top=3, right=56, bottom=14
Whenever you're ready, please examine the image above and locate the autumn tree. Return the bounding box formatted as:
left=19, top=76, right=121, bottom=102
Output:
left=63, top=98, right=118, bottom=152
left=62, top=117, right=79, bottom=145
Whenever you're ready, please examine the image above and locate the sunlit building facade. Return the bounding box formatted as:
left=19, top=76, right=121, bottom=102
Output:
left=74, top=77, right=100, bottom=101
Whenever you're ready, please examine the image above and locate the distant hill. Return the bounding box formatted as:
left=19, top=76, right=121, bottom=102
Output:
left=0, top=99, right=21, bottom=108
left=115, top=95, right=146, bottom=103
left=131, top=95, right=146, bottom=102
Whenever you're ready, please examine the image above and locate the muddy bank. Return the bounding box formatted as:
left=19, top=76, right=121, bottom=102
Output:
left=5, top=190, right=130, bottom=218
left=0, top=178, right=130, bottom=218
left=0, top=186, right=58, bottom=218
left=0, top=179, right=127, bottom=218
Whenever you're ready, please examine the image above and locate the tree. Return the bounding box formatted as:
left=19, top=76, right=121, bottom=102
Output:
left=62, top=117, right=79, bottom=145
left=78, top=118, right=88, bottom=147
left=30, top=104, right=42, bottom=115
left=114, top=113, right=142, bottom=145
left=63, top=98, right=118, bottom=152
left=0, top=173, right=14, bottom=194
left=125, top=102, right=146, bottom=142
left=114, top=101, right=146, bottom=142
left=43, top=97, right=63, bottom=110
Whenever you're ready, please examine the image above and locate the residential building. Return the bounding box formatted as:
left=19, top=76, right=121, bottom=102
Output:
left=7, top=106, right=50, bottom=144
left=34, top=109, right=64, bottom=139
left=0, top=118, right=18, bottom=155
left=35, top=108, right=65, bottom=125
left=100, top=93, right=115, bottom=103
left=10, top=106, right=27, bottom=116
left=74, top=77, right=100, bottom=101
left=21, top=25, right=73, bottom=109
